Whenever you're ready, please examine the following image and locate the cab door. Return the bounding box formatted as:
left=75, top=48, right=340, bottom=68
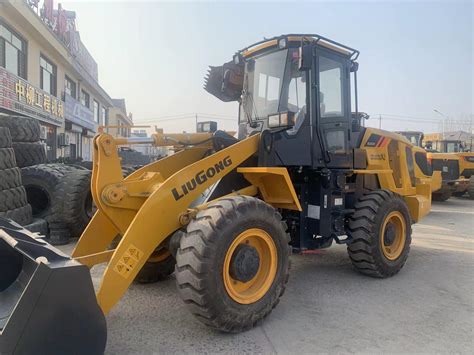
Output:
left=314, top=48, right=352, bottom=168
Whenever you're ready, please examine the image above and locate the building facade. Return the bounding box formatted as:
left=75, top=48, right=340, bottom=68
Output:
left=108, top=98, right=133, bottom=138
left=0, top=0, right=113, bottom=161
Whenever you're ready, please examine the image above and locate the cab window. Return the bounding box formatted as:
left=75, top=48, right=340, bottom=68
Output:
left=319, top=56, right=344, bottom=118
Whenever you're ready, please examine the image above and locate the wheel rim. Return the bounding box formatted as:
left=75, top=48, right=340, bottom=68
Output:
left=148, top=247, right=171, bottom=263
left=223, top=228, right=277, bottom=304
left=380, top=211, right=406, bottom=261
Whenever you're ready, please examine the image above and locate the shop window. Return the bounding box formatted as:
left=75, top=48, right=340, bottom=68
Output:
left=81, top=89, right=90, bottom=108
left=0, top=23, right=27, bottom=79
left=93, top=100, right=99, bottom=123
left=65, top=76, right=77, bottom=98
left=40, top=55, right=57, bottom=96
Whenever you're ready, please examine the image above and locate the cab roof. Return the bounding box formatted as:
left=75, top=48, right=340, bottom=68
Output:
left=239, top=34, right=359, bottom=60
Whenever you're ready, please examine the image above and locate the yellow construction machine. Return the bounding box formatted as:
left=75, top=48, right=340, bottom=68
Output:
left=1, top=34, right=435, bottom=353
left=396, top=131, right=468, bottom=201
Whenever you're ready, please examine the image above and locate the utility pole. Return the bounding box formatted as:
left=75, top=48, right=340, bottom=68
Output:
left=379, top=115, right=382, bottom=129
left=195, top=113, right=198, bottom=132
left=433, top=109, right=447, bottom=140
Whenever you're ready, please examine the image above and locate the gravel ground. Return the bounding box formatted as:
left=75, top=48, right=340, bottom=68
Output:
left=59, top=197, right=474, bottom=354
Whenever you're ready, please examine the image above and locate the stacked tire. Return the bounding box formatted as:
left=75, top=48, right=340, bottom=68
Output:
left=50, top=168, right=93, bottom=240
left=0, top=115, right=46, bottom=168
left=21, top=164, right=93, bottom=245
left=0, top=127, right=33, bottom=226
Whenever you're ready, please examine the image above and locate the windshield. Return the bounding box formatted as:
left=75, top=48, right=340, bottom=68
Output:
left=240, top=48, right=306, bottom=123
left=406, top=133, right=422, bottom=147
left=445, top=142, right=460, bottom=153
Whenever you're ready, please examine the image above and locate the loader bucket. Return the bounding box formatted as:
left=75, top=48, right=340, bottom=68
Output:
left=0, top=218, right=106, bottom=354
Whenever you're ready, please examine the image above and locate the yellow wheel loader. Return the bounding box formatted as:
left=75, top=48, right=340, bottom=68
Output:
left=0, top=34, right=434, bottom=353
left=452, top=152, right=474, bottom=198
left=395, top=131, right=465, bottom=201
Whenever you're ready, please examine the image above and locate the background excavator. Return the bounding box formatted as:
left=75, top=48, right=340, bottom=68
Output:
left=1, top=34, right=435, bottom=354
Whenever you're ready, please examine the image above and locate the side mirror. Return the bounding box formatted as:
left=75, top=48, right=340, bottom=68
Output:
left=350, top=61, right=359, bottom=72
left=299, top=45, right=312, bottom=71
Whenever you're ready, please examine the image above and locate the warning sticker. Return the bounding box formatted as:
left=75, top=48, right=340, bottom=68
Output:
left=114, top=244, right=144, bottom=279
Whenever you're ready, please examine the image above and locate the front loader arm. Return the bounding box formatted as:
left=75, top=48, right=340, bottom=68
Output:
left=74, top=132, right=260, bottom=314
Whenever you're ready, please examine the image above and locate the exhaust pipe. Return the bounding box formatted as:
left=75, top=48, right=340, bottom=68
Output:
left=0, top=218, right=107, bottom=354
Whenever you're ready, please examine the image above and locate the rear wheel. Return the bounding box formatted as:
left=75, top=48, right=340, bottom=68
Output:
left=347, top=190, right=412, bottom=278
left=136, top=248, right=176, bottom=283
left=175, top=196, right=290, bottom=333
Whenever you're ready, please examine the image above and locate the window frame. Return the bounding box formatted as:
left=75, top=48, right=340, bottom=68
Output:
left=39, top=54, right=57, bottom=96
left=64, top=75, right=77, bottom=99
left=93, top=100, right=99, bottom=123
left=101, top=106, right=107, bottom=126
left=317, top=54, right=345, bottom=120
left=0, top=20, right=27, bottom=79
left=80, top=89, right=90, bottom=109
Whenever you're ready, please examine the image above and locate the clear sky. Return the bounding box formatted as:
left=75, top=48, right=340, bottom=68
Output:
left=59, top=0, right=473, bottom=133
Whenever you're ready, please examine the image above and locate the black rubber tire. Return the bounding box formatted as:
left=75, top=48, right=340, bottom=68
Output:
left=136, top=254, right=176, bottom=283
left=0, top=204, right=33, bottom=225
left=0, top=127, right=12, bottom=148
left=55, top=169, right=93, bottom=237
left=122, top=165, right=139, bottom=178
left=175, top=195, right=290, bottom=333
left=0, top=186, right=29, bottom=213
left=347, top=189, right=412, bottom=278
left=0, top=167, right=22, bottom=190
left=21, top=164, right=70, bottom=218
left=12, top=142, right=47, bottom=168
left=0, top=115, right=40, bottom=142
left=468, top=177, right=474, bottom=200
left=48, top=227, right=71, bottom=245
left=24, top=217, right=48, bottom=236
left=0, top=148, right=16, bottom=170
left=432, top=191, right=452, bottom=202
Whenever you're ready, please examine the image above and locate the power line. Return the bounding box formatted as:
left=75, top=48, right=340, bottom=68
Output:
left=372, top=113, right=441, bottom=122
left=135, top=113, right=237, bottom=124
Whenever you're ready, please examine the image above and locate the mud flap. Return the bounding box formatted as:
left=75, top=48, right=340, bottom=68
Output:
left=0, top=218, right=106, bottom=354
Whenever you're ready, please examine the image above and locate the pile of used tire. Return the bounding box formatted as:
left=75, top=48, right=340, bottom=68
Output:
left=0, top=115, right=93, bottom=245
left=0, top=124, right=47, bottom=235
left=0, top=115, right=47, bottom=167
left=21, top=163, right=93, bottom=245
left=118, top=147, right=151, bottom=165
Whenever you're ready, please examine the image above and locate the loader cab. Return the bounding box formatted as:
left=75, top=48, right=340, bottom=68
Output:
left=396, top=131, right=424, bottom=148
left=234, top=35, right=360, bottom=169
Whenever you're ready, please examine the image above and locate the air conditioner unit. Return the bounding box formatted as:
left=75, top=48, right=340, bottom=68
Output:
left=39, top=126, right=48, bottom=140
left=58, top=133, right=70, bottom=147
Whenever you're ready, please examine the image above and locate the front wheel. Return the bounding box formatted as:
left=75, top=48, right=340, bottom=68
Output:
left=175, top=196, right=290, bottom=333
left=347, top=190, right=412, bottom=278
